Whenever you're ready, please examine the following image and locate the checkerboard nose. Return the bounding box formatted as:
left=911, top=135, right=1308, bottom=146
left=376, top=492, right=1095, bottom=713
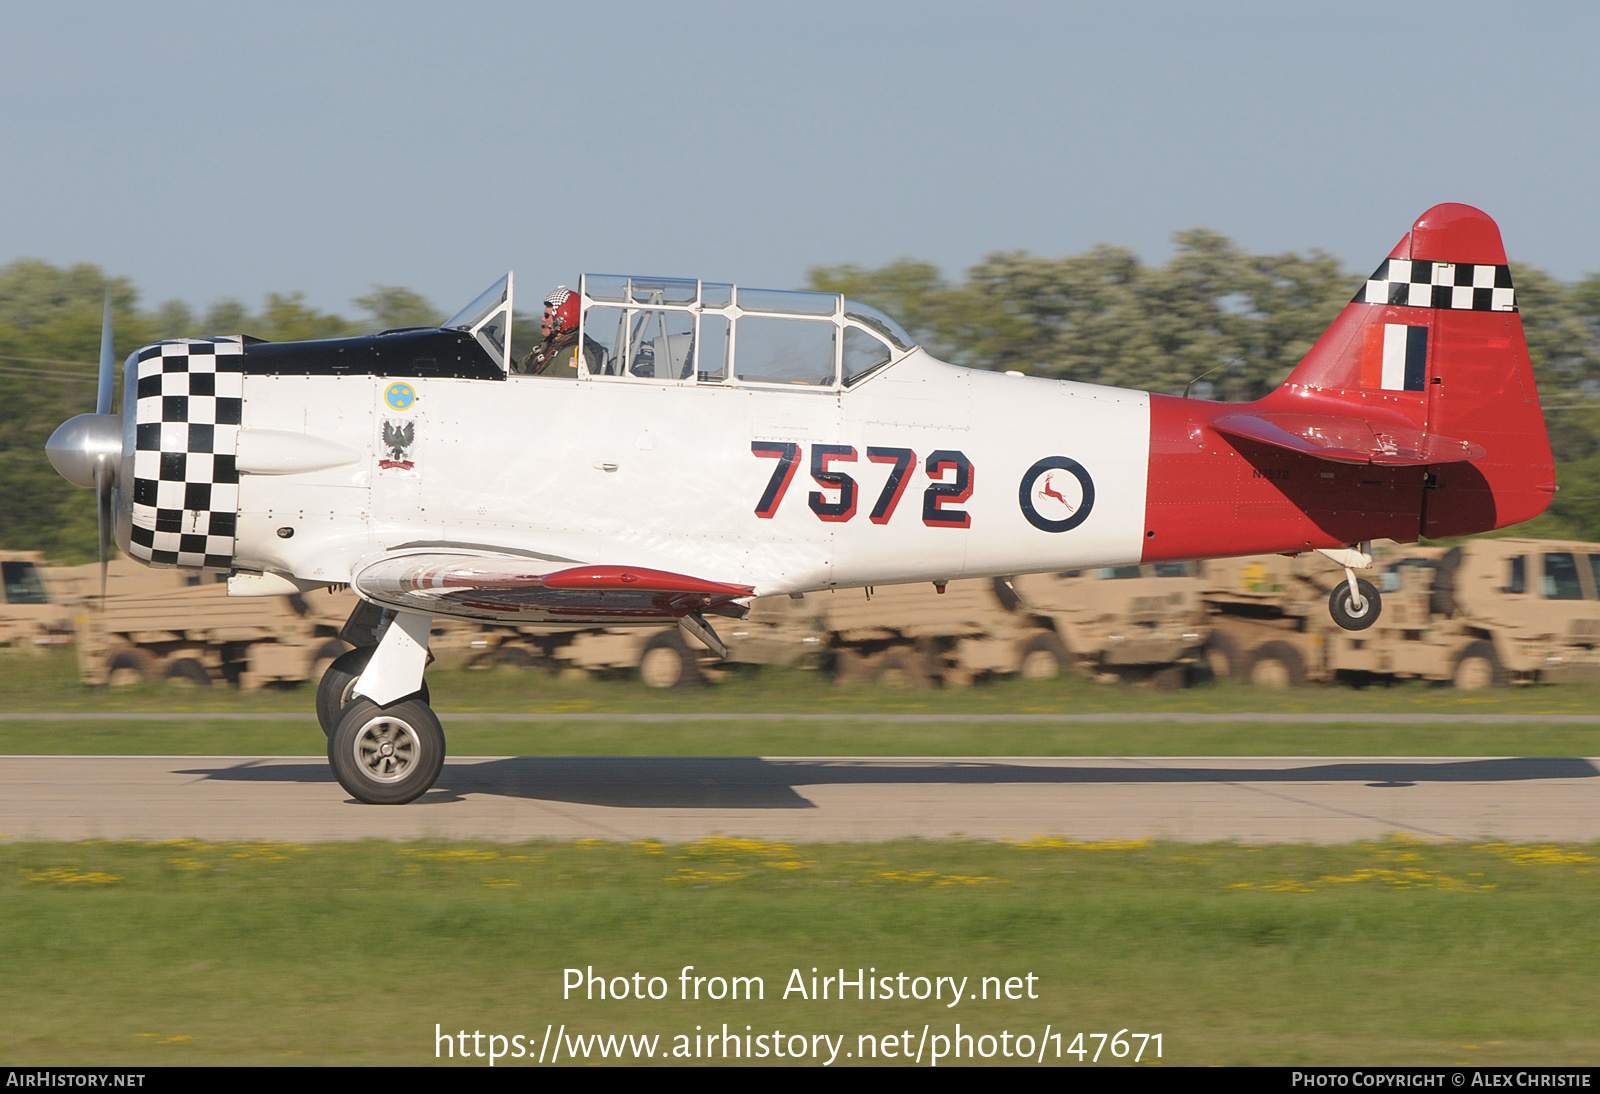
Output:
left=128, top=339, right=245, bottom=570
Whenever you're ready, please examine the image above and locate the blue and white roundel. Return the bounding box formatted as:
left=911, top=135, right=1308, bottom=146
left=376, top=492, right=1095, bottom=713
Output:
left=1018, top=456, right=1095, bottom=533
left=385, top=382, right=416, bottom=411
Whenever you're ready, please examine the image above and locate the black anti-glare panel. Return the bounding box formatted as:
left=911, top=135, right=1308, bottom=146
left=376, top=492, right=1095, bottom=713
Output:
left=241, top=329, right=504, bottom=379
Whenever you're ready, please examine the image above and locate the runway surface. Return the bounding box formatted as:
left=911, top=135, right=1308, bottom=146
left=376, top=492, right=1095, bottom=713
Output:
left=2, top=755, right=1598, bottom=844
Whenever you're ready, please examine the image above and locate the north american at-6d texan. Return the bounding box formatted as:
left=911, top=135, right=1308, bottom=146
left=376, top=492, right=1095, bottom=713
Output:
left=46, top=204, right=1554, bottom=804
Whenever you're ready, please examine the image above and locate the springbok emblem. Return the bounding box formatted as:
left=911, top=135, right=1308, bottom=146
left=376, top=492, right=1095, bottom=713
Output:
left=1037, top=473, right=1076, bottom=513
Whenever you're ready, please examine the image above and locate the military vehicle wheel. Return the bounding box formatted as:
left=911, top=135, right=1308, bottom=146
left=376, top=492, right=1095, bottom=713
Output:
left=328, top=698, right=445, bottom=805
left=106, top=649, right=156, bottom=687
left=875, top=648, right=932, bottom=688
left=495, top=644, right=539, bottom=669
left=638, top=631, right=701, bottom=689
left=1453, top=641, right=1506, bottom=690
left=164, top=657, right=212, bottom=688
left=1329, top=579, right=1382, bottom=631
left=309, top=640, right=349, bottom=688
left=316, top=646, right=429, bottom=737
left=1247, top=641, right=1305, bottom=688
left=1201, top=632, right=1240, bottom=679
left=1018, top=633, right=1071, bottom=679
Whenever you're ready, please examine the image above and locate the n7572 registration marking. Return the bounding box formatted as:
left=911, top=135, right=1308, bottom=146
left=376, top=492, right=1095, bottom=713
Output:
left=753, top=442, right=974, bottom=528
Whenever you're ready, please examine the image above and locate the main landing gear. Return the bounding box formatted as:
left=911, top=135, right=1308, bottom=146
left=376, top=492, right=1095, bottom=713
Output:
left=319, top=610, right=444, bottom=805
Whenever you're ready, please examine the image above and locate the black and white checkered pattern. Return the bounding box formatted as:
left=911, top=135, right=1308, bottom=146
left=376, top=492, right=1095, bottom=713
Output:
left=1353, top=259, right=1516, bottom=312
left=128, top=339, right=243, bottom=570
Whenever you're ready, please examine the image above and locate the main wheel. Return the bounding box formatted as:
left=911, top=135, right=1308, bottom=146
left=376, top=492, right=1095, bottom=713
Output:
left=328, top=698, right=446, bottom=805
left=316, top=646, right=428, bottom=737
left=638, top=630, right=701, bottom=689
left=1329, top=579, right=1382, bottom=631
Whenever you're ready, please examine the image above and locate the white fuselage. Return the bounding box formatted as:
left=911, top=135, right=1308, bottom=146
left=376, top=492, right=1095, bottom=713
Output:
left=232, top=350, right=1152, bottom=598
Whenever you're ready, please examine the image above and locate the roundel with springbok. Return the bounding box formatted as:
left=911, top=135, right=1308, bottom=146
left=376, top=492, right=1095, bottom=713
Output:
left=1018, top=456, right=1095, bottom=533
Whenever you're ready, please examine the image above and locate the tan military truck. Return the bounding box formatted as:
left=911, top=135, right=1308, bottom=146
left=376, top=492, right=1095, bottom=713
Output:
left=69, top=558, right=358, bottom=688
left=752, top=563, right=1208, bottom=688
left=1199, top=538, right=1600, bottom=688
left=0, top=551, right=77, bottom=649
left=444, top=563, right=1209, bottom=689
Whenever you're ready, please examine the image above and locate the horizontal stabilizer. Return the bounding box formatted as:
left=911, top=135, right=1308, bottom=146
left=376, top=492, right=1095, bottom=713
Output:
left=354, top=552, right=754, bottom=624
left=1210, top=412, right=1486, bottom=466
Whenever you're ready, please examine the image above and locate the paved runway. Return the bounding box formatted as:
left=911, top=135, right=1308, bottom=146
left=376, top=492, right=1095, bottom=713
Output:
left=2, top=755, right=1598, bottom=843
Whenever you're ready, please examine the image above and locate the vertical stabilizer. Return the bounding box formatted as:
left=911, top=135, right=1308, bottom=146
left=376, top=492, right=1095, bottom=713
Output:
left=1263, top=203, right=1553, bottom=536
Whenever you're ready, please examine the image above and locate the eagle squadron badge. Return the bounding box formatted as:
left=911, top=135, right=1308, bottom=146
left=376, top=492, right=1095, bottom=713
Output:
left=379, top=419, right=416, bottom=471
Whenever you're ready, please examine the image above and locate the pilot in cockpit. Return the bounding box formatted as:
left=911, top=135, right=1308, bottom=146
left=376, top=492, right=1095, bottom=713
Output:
left=517, top=285, right=605, bottom=377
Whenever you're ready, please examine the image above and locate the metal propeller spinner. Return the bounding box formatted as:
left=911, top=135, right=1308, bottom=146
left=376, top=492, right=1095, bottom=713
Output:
left=44, top=289, right=123, bottom=603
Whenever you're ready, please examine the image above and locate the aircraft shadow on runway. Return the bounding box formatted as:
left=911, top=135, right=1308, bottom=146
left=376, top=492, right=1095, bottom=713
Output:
left=176, top=756, right=1600, bottom=810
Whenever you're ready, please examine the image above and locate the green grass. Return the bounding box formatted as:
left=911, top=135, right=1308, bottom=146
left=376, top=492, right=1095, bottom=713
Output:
left=3, top=837, right=1596, bottom=1066
left=5, top=713, right=1600, bottom=759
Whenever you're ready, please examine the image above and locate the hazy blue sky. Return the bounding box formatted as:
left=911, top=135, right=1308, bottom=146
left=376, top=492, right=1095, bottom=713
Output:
left=2, top=1, right=1596, bottom=319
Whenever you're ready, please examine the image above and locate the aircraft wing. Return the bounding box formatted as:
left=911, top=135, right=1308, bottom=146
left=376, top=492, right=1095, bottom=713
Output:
left=1210, top=412, right=1487, bottom=466
left=352, top=552, right=755, bottom=625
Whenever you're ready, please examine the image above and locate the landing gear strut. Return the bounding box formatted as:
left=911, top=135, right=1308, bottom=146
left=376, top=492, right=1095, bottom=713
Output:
left=315, top=645, right=429, bottom=737
left=320, top=609, right=443, bottom=804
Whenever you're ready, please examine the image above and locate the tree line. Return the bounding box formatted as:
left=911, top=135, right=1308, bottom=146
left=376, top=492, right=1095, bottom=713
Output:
left=3, top=238, right=1598, bottom=563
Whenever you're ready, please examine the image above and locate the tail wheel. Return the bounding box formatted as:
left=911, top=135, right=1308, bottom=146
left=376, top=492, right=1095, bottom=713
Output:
left=638, top=630, right=702, bottom=689
left=1018, top=632, right=1071, bottom=680
left=315, top=646, right=429, bottom=737
left=328, top=698, right=446, bottom=805
left=1329, top=579, right=1382, bottom=631
left=1247, top=641, right=1306, bottom=688
left=1453, top=641, right=1506, bottom=690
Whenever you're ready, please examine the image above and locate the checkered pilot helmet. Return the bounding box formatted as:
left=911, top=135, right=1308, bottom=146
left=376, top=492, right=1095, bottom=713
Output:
left=543, top=286, right=578, bottom=335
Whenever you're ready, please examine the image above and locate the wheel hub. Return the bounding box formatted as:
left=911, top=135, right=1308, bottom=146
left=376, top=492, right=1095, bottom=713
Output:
left=353, top=717, right=420, bottom=783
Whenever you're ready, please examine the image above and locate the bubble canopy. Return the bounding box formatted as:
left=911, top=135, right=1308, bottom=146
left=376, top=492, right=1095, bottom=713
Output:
left=543, top=274, right=917, bottom=389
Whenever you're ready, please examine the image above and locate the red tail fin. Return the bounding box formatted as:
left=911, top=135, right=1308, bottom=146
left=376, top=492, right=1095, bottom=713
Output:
left=1260, top=203, right=1553, bottom=536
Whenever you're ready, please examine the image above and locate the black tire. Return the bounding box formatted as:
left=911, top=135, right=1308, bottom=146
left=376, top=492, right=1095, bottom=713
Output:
left=1017, top=632, right=1071, bottom=680
left=638, top=630, right=701, bottom=689
left=494, top=644, right=539, bottom=668
left=164, top=657, right=212, bottom=688
left=315, top=646, right=429, bottom=738
left=1200, top=631, right=1241, bottom=680
left=874, top=647, right=933, bottom=689
left=1329, top=579, right=1382, bottom=631
left=327, top=698, right=446, bottom=805
left=1247, top=641, right=1306, bottom=688
left=1453, top=640, right=1507, bottom=690
left=308, top=639, right=349, bottom=687
left=1151, top=664, right=1187, bottom=691
left=106, top=649, right=156, bottom=687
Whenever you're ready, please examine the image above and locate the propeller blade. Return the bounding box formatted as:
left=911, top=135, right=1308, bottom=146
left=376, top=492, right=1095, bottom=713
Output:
left=94, top=458, right=112, bottom=605
left=96, top=287, right=115, bottom=415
